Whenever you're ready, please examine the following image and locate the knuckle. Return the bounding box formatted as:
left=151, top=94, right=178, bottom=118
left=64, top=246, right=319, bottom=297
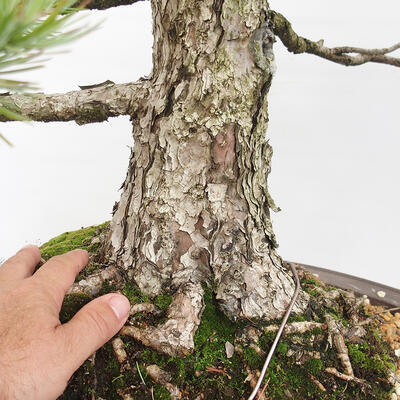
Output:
left=49, top=254, right=68, bottom=268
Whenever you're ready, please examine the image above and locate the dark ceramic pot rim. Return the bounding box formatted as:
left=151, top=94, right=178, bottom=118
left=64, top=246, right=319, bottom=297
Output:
left=291, top=261, right=400, bottom=308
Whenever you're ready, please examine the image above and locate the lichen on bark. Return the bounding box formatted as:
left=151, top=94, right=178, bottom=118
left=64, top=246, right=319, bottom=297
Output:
left=104, top=0, right=308, bottom=357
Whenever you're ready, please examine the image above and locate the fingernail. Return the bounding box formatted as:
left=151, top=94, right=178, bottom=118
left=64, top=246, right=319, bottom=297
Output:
left=109, top=295, right=130, bottom=321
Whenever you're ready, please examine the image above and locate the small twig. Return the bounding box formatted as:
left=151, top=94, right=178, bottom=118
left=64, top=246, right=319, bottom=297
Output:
left=325, top=367, right=369, bottom=387
left=264, top=321, right=327, bottom=335
left=206, top=366, right=232, bottom=379
left=310, top=375, right=326, bottom=392
left=371, top=306, right=400, bottom=316
left=268, top=10, right=400, bottom=68
left=241, top=313, right=258, bottom=326
left=257, top=378, right=270, bottom=400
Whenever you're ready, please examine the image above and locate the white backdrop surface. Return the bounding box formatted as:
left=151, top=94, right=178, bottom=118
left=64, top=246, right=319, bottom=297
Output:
left=0, top=1, right=399, bottom=287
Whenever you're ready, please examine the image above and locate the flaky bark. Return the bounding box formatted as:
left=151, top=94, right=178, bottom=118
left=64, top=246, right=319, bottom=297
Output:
left=106, top=0, right=308, bottom=355
left=0, top=81, right=149, bottom=125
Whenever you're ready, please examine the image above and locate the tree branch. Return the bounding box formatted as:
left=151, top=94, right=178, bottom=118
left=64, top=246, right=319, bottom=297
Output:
left=268, top=10, right=400, bottom=68
left=0, top=80, right=150, bottom=125
left=75, top=0, right=146, bottom=10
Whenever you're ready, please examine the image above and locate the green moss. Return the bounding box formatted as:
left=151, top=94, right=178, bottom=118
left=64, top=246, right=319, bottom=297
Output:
left=242, top=347, right=262, bottom=369
left=99, top=279, right=118, bottom=296
left=58, top=284, right=397, bottom=400
left=195, top=286, right=236, bottom=347
left=154, top=385, right=170, bottom=400
left=154, top=293, right=172, bottom=312
left=287, top=314, right=308, bottom=323
left=348, top=339, right=394, bottom=379
left=259, top=330, right=276, bottom=348
left=307, top=288, right=320, bottom=297
left=40, top=222, right=109, bottom=259
left=192, top=286, right=236, bottom=369
left=60, top=292, right=91, bottom=323
left=276, top=342, right=289, bottom=355
left=304, top=358, right=323, bottom=376
left=44, top=224, right=396, bottom=400
left=301, top=277, right=320, bottom=286
left=122, top=282, right=149, bottom=304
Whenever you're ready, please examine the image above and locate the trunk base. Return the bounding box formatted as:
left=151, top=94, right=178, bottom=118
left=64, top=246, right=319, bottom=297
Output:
left=40, top=225, right=399, bottom=400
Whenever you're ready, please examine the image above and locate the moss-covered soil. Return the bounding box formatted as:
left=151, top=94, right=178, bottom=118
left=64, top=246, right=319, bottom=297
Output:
left=40, top=224, right=399, bottom=400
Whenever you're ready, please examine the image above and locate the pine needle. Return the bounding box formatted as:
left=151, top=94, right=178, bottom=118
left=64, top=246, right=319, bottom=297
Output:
left=136, top=361, right=147, bottom=387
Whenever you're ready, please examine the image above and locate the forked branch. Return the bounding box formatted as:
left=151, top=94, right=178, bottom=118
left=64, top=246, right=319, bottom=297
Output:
left=268, top=10, right=400, bottom=68
left=0, top=80, right=150, bottom=125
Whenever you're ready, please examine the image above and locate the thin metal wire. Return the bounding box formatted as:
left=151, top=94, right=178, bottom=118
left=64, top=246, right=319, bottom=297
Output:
left=247, top=262, right=301, bottom=400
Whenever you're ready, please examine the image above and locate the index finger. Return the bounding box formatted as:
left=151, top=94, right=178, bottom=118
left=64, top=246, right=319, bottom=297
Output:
left=0, top=245, right=41, bottom=282
left=32, top=249, right=89, bottom=309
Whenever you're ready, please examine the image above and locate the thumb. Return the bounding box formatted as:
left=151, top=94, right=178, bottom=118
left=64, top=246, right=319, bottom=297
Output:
left=57, top=293, right=130, bottom=373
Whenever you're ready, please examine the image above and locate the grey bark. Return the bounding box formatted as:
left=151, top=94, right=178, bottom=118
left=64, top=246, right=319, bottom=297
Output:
left=268, top=10, right=400, bottom=68
left=0, top=81, right=149, bottom=125
left=0, top=0, right=314, bottom=358
left=106, top=0, right=308, bottom=355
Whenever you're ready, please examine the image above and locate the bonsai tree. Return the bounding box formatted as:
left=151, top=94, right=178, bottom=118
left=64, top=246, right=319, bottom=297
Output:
left=1, top=1, right=399, bottom=398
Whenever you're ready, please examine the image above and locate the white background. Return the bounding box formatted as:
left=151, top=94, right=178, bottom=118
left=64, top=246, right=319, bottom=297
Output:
left=0, top=1, right=399, bottom=287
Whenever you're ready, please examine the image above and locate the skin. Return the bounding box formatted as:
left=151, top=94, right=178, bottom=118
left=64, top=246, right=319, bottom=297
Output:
left=0, top=245, right=131, bottom=400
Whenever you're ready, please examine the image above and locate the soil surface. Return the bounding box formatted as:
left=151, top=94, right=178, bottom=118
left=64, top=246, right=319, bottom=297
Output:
left=39, top=224, right=400, bottom=399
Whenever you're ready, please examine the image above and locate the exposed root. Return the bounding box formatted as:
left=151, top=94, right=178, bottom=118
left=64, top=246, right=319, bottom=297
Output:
left=67, top=265, right=123, bottom=296
left=116, top=390, right=134, bottom=400
left=310, top=375, right=326, bottom=392
left=264, top=321, right=327, bottom=335
left=112, top=338, right=128, bottom=366
left=146, top=365, right=182, bottom=399
left=325, top=314, right=354, bottom=376
left=325, top=367, right=369, bottom=387
left=121, top=282, right=204, bottom=357
left=130, top=302, right=156, bottom=316
left=112, top=338, right=137, bottom=400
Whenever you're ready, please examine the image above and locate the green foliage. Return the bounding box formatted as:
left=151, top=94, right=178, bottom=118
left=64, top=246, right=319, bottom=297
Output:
left=0, top=0, right=90, bottom=87
left=0, top=0, right=95, bottom=144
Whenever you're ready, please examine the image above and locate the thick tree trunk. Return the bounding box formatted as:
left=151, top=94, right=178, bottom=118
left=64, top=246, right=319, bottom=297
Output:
left=106, top=0, right=308, bottom=356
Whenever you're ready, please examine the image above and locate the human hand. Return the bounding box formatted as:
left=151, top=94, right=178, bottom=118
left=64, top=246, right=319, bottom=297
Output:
left=0, top=245, right=130, bottom=400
